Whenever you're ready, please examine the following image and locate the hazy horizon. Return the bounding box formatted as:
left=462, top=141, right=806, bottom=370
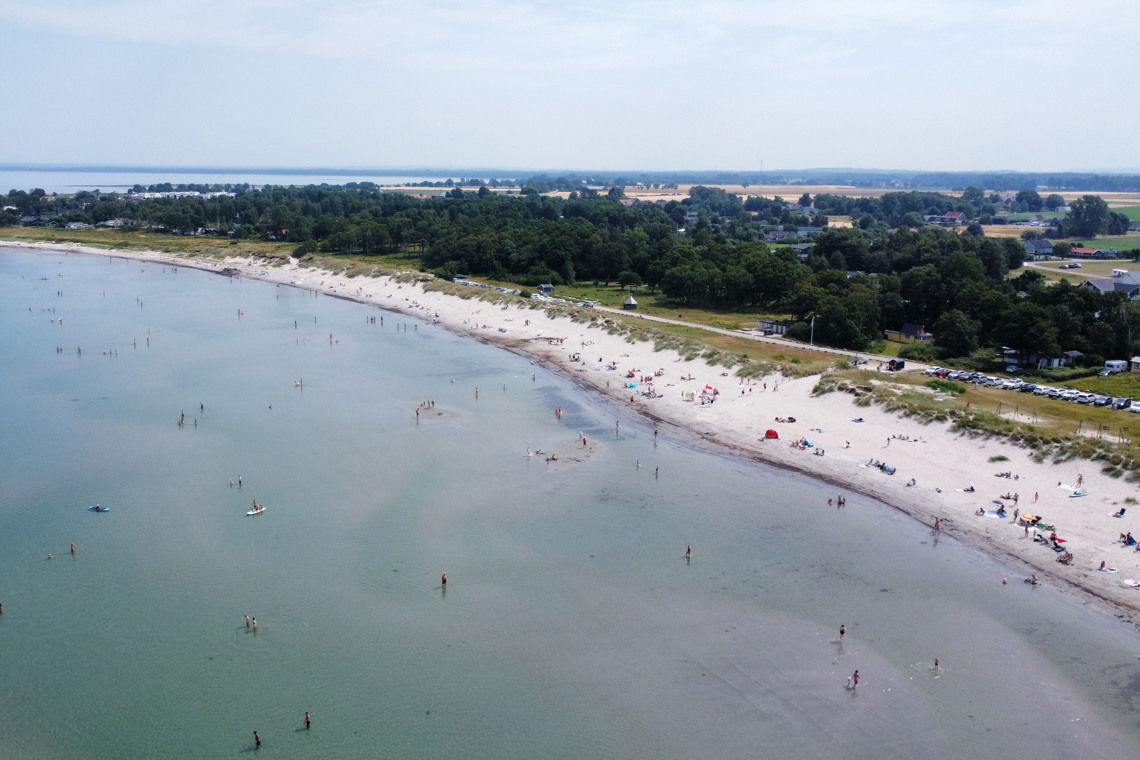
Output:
left=4, top=161, right=1140, bottom=178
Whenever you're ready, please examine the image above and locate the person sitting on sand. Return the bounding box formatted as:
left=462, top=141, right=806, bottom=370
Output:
left=976, top=507, right=986, bottom=516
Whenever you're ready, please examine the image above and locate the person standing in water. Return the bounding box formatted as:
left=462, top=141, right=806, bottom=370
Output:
left=441, top=572, right=447, bottom=587
left=684, top=545, right=692, bottom=559
left=839, top=624, right=846, bottom=640
left=305, top=711, right=311, bottom=730
left=254, top=731, right=261, bottom=749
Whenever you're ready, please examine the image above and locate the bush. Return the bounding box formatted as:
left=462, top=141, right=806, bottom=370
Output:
left=784, top=321, right=810, bottom=342
left=898, top=342, right=937, bottom=362
left=926, top=379, right=967, bottom=394
left=1038, top=366, right=1098, bottom=382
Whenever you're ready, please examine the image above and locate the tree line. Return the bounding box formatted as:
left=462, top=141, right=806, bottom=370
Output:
left=3, top=183, right=1140, bottom=361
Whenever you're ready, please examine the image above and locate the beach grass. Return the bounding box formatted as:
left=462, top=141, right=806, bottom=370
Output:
left=0, top=226, right=294, bottom=260
left=815, top=370, right=1140, bottom=478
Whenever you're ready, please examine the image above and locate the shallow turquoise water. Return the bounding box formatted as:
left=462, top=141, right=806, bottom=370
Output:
left=2, top=248, right=1139, bottom=759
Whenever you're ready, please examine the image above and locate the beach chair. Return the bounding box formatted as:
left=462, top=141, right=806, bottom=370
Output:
left=1113, top=508, right=1126, bottom=518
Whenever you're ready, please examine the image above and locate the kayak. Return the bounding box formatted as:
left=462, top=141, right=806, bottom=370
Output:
left=87, top=505, right=111, bottom=513
left=245, top=507, right=266, bottom=517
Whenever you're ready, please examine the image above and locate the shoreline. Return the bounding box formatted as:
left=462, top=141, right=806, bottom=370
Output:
left=7, top=239, right=1140, bottom=628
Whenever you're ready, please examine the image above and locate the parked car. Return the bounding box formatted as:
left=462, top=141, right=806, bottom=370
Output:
left=1112, top=397, right=1132, bottom=410
left=1093, top=395, right=1112, bottom=406
left=1130, top=404, right=1140, bottom=414
left=1019, top=383, right=1038, bottom=393
left=1076, top=392, right=1096, bottom=404
left=1002, top=379, right=1023, bottom=390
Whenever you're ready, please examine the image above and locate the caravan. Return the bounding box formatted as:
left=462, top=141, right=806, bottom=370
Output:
left=1100, top=359, right=1128, bottom=376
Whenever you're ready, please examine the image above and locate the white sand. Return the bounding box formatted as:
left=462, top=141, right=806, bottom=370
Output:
left=9, top=241, right=1140, bottom=620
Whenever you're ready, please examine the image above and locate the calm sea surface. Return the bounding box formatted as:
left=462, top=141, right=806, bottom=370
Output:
left=0, top=169, right=460, bottom=194
left=2, top=247, right=1140, bottom=759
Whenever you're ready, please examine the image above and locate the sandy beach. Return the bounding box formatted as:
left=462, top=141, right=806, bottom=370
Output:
left=8, top=239, right=1140, bottom=623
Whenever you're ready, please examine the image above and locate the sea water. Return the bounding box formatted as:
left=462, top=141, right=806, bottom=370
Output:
left=0, top=168, right=463, bottom=194
left=1, top=247, right=1139, bottom=759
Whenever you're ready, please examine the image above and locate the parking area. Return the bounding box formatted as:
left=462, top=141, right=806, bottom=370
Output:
left=922, top=366, right=1135, bottom=413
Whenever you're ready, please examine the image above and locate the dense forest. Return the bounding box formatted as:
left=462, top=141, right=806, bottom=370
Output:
left=4, top=183, right=1140, bottom=363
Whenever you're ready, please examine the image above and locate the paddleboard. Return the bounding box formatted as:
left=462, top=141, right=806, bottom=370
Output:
left=245, top=508, right=266, bottom=517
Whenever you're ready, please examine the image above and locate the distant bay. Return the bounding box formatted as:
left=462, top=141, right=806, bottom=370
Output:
left=0, top=166, right=481, bottom=194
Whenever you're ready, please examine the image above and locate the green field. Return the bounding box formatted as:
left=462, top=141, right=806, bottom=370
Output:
left=1113, top=205, right=1140, bottom=221
left=1004, top=211, right=1067, bottom=221
left=1067, top=235, right=1140, bottom=251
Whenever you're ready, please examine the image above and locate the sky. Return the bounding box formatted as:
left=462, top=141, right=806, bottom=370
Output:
left=1, top=0, right=1137, bottom=173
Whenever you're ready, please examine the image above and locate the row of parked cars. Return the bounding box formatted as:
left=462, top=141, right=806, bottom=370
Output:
left=923, top=367, right=1137, bottom=412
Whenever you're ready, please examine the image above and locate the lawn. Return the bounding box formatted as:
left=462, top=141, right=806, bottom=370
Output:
left=1067, top=235, right=1140, bottom=251
left=1004, top=211, right=1067, bottom=221
left=1025, top=260, right=1132, bottom=278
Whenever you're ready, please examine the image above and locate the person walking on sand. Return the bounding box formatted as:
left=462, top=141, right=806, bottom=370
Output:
left=839, top=624, right=846, bottom=640
left=850, top=670, right=859, bottom=690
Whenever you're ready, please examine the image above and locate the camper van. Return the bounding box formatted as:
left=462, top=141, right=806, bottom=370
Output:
left=1112, top=269, right=1129, bottom=278
left=1100, top=359, right=1128, bottom=376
